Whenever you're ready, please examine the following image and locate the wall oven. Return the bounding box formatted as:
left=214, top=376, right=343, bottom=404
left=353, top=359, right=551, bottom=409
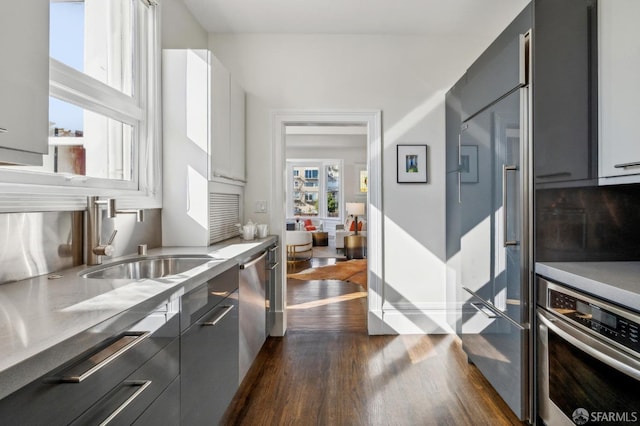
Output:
left=537, top=277, right=640, bottom=426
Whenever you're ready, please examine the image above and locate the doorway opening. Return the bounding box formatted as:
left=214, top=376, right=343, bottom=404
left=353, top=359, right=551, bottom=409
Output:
left=271, top=110, right=382, bottom=336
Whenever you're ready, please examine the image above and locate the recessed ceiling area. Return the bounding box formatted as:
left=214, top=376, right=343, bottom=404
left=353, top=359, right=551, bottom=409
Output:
left=182, top=0, right=530, bottom=36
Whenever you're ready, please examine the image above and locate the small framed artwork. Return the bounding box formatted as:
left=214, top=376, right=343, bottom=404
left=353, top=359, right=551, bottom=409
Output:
left=460, top=145, right=478, bottom=183
left=397, top=144, right=428, bottom=183
left=359, top=170, right=368, bottom=192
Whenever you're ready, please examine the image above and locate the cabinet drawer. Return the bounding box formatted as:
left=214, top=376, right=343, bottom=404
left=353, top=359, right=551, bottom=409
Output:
left=70, top=338, right=179, bottom=426
left=0, top=313, right=178, bottom=425
left=181, top=264, right=239, bottom=330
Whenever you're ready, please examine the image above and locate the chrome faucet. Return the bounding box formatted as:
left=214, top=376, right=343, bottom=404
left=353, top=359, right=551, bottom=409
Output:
left=86, top=197, right=144, bottom=265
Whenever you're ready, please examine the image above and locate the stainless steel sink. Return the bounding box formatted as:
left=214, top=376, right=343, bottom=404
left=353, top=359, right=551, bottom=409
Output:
left=81, top=255, right=215, bottom=279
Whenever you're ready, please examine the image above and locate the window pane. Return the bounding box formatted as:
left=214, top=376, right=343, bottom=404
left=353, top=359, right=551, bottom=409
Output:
left=50, top=0, right=134, bottom=96
left=293, top=166, right=319, bottom=216
left=326, top=165, right=340, bottom=218
left=11, top=97, right=133, bottom=181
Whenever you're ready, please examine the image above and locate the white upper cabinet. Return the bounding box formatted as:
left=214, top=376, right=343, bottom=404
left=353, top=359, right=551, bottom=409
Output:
left=209, top=54, right=246, bottom=183
left=163, top=49, right=246, bottom=186
left=229, top=77, right=246, bottom=182
left=0, top=0, right=49, bottom=165
left=599, top=0, right=640, bottom=184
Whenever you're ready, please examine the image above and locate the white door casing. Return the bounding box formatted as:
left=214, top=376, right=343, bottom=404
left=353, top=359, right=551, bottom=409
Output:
left=271, top=109, right=383, bottom=335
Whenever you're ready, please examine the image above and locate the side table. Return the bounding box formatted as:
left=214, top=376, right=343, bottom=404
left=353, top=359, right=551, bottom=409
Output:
left=311, top=231, right=329, bottom=246
left=344, top=235, right=366, bottom=259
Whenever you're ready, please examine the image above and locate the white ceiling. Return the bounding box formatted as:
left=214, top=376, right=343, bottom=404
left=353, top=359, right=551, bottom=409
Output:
left=182, top=0, right=530, bottom=35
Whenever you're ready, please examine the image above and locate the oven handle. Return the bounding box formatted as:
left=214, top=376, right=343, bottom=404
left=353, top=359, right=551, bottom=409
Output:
left=538, top=310, right=640, bottom=381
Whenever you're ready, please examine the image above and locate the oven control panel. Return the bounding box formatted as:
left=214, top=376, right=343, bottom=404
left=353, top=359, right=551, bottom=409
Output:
left=548, top=288, right=640, bottom=355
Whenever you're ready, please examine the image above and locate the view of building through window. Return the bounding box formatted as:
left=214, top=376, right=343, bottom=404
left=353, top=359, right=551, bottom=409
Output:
left=290, top=161, right=341, bottom=218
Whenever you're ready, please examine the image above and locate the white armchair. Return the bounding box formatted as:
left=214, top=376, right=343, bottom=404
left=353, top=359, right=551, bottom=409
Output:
left=285, top=230, right=313, bottom=262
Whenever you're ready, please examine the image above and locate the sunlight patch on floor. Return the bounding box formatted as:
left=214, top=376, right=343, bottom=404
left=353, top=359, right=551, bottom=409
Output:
left=287, top=291, right=368, bottom=310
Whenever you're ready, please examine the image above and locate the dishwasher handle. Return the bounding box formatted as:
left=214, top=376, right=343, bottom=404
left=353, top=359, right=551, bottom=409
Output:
left=202, top=305, right=234, bottom=326
left=240, top=250, right=268, bottom=270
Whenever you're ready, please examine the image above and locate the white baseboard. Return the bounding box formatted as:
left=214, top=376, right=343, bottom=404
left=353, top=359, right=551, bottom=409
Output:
left=375, top=303, right=455, bottom=334
left=275, top=304, right=457, bottom=336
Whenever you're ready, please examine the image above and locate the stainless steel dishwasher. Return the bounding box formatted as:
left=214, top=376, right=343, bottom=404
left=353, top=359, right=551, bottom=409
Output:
left=239, top=250, right=268, bottom=383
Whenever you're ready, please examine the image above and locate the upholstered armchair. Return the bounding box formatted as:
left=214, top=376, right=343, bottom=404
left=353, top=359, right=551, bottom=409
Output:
left=285, top=230, right=313, bottom=262
left=335, top=217, right=367, bottom=250
left=302, top=218, right=323, bottom=231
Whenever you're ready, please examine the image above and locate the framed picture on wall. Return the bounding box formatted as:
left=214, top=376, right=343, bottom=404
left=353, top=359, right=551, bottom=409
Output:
left=359, top=169, right=368, bottom=192
left=397, top=144, right=428, bottom=183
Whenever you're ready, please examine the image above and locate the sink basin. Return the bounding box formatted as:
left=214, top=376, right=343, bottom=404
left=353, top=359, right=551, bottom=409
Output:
left=81, top=255, right=214, bottom=279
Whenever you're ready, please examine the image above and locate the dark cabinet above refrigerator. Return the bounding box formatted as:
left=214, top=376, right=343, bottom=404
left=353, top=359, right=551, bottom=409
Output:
left=533, top=0, right=598, bottom=186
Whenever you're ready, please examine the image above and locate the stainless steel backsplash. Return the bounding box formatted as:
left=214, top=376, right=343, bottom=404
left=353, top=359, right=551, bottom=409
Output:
left=0, top=209, right=162, bottom=285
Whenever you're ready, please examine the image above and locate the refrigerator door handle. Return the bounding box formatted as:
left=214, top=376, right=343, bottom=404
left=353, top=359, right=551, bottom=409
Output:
left=470, top=302, right=500, bottom=319
left=502, top=164, right=519, bottom=247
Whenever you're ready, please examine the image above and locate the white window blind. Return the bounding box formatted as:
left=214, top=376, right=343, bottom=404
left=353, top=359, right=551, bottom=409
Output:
left=208, top=192, right=240, bottom=244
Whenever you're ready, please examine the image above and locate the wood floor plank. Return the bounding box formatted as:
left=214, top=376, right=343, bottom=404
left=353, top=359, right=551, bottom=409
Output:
left=223, top=260, right=525, bottom=426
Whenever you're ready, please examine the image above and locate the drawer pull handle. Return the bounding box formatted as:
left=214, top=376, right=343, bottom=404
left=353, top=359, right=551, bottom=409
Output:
left=203, top=305, right=234, bottom=326
left=0, top=127, right=7, bottom=133
left=614, top=161, right=640, bottom=169
left=59, top=331, right=151, bottom=383
left=100, top=380, right=152, bottom=426
left=268, top=262, right=280, bottom=271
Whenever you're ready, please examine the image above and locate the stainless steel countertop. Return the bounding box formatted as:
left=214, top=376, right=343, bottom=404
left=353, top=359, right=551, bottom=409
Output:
left=0, top=236, right=277, bottom=400
left=536, top=261, right=640, bottom=310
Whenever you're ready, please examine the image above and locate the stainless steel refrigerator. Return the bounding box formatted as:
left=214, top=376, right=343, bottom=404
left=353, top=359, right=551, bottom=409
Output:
left=456, top=9, right=532, bottom=422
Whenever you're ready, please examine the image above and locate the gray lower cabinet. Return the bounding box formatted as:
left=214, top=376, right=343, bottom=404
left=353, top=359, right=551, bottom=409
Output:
left=0, top=311, right=180, bottom=425
left=181, top=289, right=239, bottom=425
left=71, top=338, right=180, bottom=425
left=134, top=376, right=181, bottom=426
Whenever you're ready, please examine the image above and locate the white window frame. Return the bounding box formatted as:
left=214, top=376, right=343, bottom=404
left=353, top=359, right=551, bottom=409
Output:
left=0, top=0, right=161, bottom=212
left=286, top=159, right=344, bottom=220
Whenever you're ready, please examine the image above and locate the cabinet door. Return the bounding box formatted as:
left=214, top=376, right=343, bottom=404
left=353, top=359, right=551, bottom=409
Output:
left=229, top=77, right=246, bottom=182
left=161, top=49, right=210, bottom=247
left=533, top=0, right=597, bottom=185
left=181, top=291, right=239, bottom=426
left=209, top=54, right=231, bottom=180
left=599, top=0, right=640, bottom=183
left=0, top=0, right=49, bottom=165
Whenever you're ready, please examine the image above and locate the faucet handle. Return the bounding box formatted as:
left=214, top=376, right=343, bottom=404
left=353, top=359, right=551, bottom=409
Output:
left=107, top=229, right=118, bottom=245
left=93, top=230, right=118, bottom=257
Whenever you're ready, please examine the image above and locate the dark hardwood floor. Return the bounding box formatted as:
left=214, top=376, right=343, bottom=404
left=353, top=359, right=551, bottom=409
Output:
left=223, top=258, right=524, bottom=425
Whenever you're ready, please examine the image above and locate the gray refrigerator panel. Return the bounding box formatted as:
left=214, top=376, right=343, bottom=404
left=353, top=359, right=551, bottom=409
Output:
left=460, top=4, right=531, bottom=121
left=461, top=291, right=527, bottom=420
left=446, top=75, right=465, bottom=174
left=460, top=89, right=525, bottom=325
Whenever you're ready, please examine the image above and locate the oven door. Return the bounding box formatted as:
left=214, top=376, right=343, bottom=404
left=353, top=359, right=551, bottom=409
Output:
left=537, top=309, right=640, bottom=426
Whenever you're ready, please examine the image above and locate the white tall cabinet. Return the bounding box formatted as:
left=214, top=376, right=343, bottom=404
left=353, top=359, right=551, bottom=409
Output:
left=599, top=0, right=640, bottom=184
left=0, top=0, right=49, bottom=165
left=162, top=49, right=246, bottom=246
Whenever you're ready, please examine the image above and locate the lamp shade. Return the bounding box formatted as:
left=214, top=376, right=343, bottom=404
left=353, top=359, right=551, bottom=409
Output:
left=346, top=202, right=365, bottom=217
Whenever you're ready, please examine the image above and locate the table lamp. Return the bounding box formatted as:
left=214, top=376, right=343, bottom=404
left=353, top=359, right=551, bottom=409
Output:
left=346, top=202, right=365, bottom=235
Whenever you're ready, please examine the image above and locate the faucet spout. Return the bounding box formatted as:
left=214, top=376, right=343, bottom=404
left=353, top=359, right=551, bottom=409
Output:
left=86, top=197, right=145, bottom=266
left=115, top=208, right=144, bottom=222
left=86, top=196, right=113, bottom=266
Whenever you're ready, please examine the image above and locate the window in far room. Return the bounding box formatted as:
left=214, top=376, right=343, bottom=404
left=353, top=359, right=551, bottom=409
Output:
left=287, top=160, right=343, bottom=219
